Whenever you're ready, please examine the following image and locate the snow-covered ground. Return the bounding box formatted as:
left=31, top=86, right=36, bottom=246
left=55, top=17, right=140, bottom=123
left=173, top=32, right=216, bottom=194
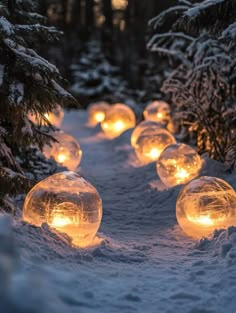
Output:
left=1, top=110, right=236, bottom=313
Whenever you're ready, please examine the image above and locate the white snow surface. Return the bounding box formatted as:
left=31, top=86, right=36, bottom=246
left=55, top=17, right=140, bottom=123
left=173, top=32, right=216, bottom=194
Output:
left=1, top=110, right=236, bottom=313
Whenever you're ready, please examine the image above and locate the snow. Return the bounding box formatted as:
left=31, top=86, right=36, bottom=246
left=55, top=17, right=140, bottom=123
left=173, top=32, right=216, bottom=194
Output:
left=1, top=109, right=236, bottom=313
left=0, top=17, right=14, bottom=36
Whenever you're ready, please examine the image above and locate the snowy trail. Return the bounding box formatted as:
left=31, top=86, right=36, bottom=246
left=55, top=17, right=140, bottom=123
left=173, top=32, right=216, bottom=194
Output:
left=13, top=110, right=236, bottom=313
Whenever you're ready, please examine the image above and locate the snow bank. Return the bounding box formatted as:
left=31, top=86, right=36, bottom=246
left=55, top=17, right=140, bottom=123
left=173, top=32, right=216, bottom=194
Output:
left=0, top=110, right=236, bottom=313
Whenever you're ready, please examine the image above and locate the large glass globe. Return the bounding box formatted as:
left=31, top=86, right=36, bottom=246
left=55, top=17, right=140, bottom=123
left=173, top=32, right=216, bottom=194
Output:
left=23, top=172, right=103, bottom=247
left=131, top=120, right=163, bottom=148
left=144, top=101, right=171, bottom=124
left=43, top=131, right=82, bottom=171
left=134, top=127, right=176, bottom=164
left=88, top=101, right=110, bottom=126
left=101, top=103, right=136, bottom=139
left=176, top=176, right=236, bottom=239
left=157, top=144, right=202, bottom=187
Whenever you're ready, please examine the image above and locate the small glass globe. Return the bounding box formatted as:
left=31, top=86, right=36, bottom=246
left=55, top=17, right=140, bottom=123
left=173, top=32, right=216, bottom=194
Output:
left=131, top=120, right=163, bottom=148
left=176, top=176, right=236, bottom=239
left=134, top=127, right=176, bottom=164
left=157, top=144, right=202, bottom=187
left=23, top=171, right=103, bottom=247
left=28, top=105, right=64, bottom=128
left=43, top=131, right=82, bottom=171
left=88, top=101, right=110, bottom=126
left=144, top=101, right=171, bottom=124
left=101, top=103, right=136, bottom=139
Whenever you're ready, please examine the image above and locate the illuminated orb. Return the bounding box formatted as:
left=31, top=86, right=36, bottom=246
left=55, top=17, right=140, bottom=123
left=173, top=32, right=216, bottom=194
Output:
left=144, top=101, right=171, bottom=125
left=43, top=131, right=82, bottom=171
left=23, top=172, right=102, bottom=247
left=101, top=103, right=136, bottom=139
left=134, top=128, right=176, bottom=164
left=28, top=105, right=64, bottom=127
left=157, top=144, right=202, bottom=187
left=131, top=120, right=163, bottom=148
left=176, top=176, right=236, bottom=239
left=88, top=101, right=110, bottom=126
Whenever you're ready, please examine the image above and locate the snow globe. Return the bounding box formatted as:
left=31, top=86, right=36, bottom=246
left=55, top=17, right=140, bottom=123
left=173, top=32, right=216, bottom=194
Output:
left=43, top=131, right=82, bottom=171
left=23, top=171, right=103, bottom=247
left=176, top=176, right=236, bottom=239
left=101, top=103, right=136, bottom=139
left=134, top=127, right=176, bottom=164
left=28, top=105, right=64, bottom=128
left=144, top=101, right=171, bottom=124
left=88, top=101, right=110, bottom=126
left=131, top=120, right=163, bottom=148
left=157, top=144, right=202, bottom=187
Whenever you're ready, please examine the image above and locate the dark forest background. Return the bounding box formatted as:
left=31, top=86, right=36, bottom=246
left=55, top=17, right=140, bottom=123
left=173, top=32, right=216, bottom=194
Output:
left=39, top=0, right=175, bottom=106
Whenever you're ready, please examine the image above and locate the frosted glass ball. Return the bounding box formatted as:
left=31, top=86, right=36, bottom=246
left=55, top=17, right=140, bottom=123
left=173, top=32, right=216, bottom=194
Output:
left=176, top=176, right=236, bottom=239
left=28, top=105, right=64, bottom=128
left=144, top=101, right=171, bottom=124
left=43, top=131, right=82, bottom=171
left=134, top=127, right=176, bottom=164
left=23, top=171, right=103, bottom=247
left=131, top=120, right=163, bottom=148
left=157, top=144, right=202, bottom=187
left=88, top=101, right=110, bottom=126
left=101, top=103, right=136, bottom=139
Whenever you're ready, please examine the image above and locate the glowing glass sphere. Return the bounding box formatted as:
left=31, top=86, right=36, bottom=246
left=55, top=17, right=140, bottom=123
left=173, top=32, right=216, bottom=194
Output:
left=43, top=131, right=82, bottom=171
left=134, top=128, right=176, bottom=164
left=176, top=176, right=236, bottom=239
left=23, top=172, right=103, bottom=247
left=88, top=102, right=110, bottom=126
left=144, top=101, right=171, bottom=124
left=28, top=105, right=64, bottom=128
left=131, top=120, right=163, bottom=148
left=157, top=144, right=202, bottom=187
left=101, top=103, right=136, bottom=139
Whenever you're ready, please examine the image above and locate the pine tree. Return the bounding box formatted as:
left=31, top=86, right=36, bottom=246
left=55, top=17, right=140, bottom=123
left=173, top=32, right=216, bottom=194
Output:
left=0, top=0, right=75, bottom=211
left=148, top=0, right=236, bottom=170
left=70, top=40, right=127, bottom=105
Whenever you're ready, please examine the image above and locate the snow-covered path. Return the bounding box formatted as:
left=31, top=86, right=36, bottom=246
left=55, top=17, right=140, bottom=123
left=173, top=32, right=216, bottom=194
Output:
left=10, top=110, right=236, bottom=313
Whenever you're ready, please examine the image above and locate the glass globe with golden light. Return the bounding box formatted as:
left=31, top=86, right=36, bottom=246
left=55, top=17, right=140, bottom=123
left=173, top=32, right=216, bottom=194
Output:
left=144, top=101, right=171, bottom=124
left=28, top=105, right=64, bottom=128
left=176, top=176, right=236, bottom=239
left=134, top=127, right=176, bottom=164
left=157, top=144, right=202, bottom=187
left=23, top=172, right=103, bottom=247
left=88, top=101, right=110, bottom=126
left=131, top=120, right=163, bottom=148
left=101, top=103, right=136, bottom=139
left=43, top=131, right=82, bottom=171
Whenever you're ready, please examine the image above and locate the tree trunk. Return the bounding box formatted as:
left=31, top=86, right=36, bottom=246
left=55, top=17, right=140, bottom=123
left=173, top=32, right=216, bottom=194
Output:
left=103, top=0, right=113, bottom=29
left=85, top=0, right=95, bottom=29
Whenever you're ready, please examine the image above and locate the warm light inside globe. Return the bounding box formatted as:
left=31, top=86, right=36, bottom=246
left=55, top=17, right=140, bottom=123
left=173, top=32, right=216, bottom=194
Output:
left=28, top=105, right=64, bottom=128
left=134, top=127, right=176, bottom=164
left=22, top=172, right=103, bottom=247
left=147, top=148, right=161, bottom=160
left=43, top=131, right=82, bottom=170
left=176, top=176, right=236, bottom=239
left=157, top=144, right=202, bottom=187
left=101, top=103, right=136, bottom=139
left=94, top=112, right=105, bottom=122
left=57, top=153, right=67, bottom=164
left=88, top=102, right=110, bottom=126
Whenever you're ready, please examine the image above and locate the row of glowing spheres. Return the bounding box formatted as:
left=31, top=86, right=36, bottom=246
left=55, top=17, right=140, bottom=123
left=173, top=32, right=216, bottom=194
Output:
left=23, top=102, right=236, bottom=247
left=87, top=101, right=236, bottom=239
left=27, top=106, right=98, bottom=247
